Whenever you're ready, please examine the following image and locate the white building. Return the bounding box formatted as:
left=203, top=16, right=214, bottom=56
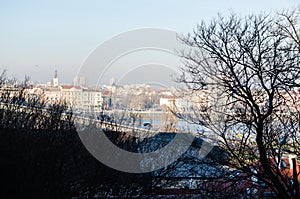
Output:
left=31, top=70, right=103, bottom=113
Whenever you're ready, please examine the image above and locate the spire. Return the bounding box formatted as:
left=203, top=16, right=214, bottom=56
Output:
left=53, top=69, right=59, bottom=87
left=54, top=69, right=58, bottom=78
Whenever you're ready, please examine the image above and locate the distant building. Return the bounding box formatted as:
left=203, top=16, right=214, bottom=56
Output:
left=42, top=85, right=103, bottom=113
left=52, top=69, right=59, bottom=87
left=204, top=153, right=300, bottom=198
left=29, top=71, right=103, bottom=113
left=73, top=76, right=88, bottom=87
left=102, top=90, right=112, bottom=110
left=109, top=77, right=116, bottom=86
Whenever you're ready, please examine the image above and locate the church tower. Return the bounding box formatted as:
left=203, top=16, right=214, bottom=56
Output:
left=53, top=69, right=59, bottom=87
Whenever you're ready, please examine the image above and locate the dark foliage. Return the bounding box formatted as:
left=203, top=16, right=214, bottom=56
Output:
left=0, top=75, right=151, bottom=199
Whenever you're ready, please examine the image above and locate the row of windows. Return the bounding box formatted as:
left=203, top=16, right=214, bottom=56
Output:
left=47, top=97, right=102, bottom=102
left=61, top=92, right=101, bottom=96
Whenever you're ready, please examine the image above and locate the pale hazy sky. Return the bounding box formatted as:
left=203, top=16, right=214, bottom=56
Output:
left=0, top=0, right=299, bottom=85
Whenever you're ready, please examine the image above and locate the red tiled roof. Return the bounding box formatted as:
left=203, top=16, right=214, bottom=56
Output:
left=204, top=157, right=300, bottom=195
left=60, top=85, right=81, bottom=89
left=102, top=90, right=111, bottom=96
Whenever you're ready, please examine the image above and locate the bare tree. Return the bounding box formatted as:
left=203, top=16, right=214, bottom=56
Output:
left=177, top=12, right=300, bottom=198
left=278, top=8, right=300, bottom=48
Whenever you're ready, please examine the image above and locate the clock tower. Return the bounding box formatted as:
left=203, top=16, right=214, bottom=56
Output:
left=53, top=69, right=59, bottom=87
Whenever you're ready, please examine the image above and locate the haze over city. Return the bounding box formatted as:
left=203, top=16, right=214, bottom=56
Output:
left=1, top=0, right=299, bottom=85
